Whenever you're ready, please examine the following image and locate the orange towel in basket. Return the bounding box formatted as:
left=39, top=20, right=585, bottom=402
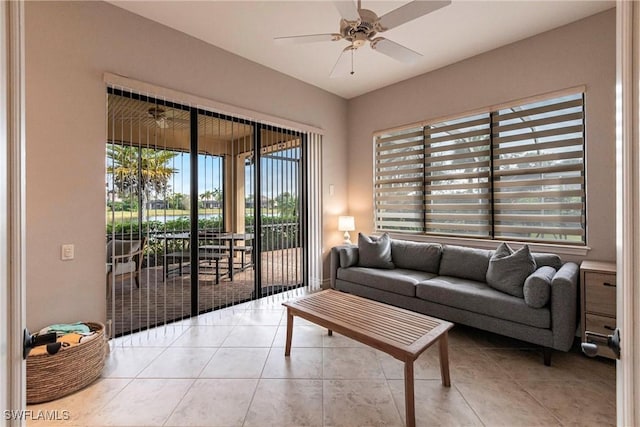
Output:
left=28, top=332, right=96, bottom=356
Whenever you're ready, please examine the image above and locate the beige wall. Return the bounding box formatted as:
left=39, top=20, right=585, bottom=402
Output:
left=24, top=1, right=349, bottom=329
left=347, top=9, right=616, bottom=263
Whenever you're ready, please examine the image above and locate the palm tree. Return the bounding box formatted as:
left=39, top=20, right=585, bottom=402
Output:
left=107, top=144, right=178, bottom=218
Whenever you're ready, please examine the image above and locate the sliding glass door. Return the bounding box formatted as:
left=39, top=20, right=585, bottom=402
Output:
left=106, top=89, right=305, bottom=336
left=257, top=126, right=304, bottom=298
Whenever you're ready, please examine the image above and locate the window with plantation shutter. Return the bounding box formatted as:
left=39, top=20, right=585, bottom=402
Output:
left=492, top=93, right=585, bottom=243
left=425, top=113, right=491, bottom=237
left=373, top=90, right=586, bottom=246
left=374, top=127, right=425, bottom=233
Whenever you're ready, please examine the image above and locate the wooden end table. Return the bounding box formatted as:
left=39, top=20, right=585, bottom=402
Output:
left=283, top=289, right=454, bottom=427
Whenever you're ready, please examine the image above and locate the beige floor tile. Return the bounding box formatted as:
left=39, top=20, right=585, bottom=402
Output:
left=262, top=347, right=323, bottom=379
left=323, top=379, right=403, bottom=427
left=87, top=378, right=193, bottom=426
left=244, top=379, right=323, bottom=426
left=322, top=331, right=367, bottom=347
left=138, top=347, right=216, bottom=378
left=101, top=347, right=165, bottom=378
left=446, top=325, right=483, bottom=348
left=272, top=324, right=326, bottom=347
left=221, top=325, right=278, bottom=347
left=484, top=348, right=612, bottom=382
left=377, top=347, right=442, bottom=380
left=449, top=347, right=507, bottom=381
left=465, top=328, right=536, bottom=349
left=323, top=347, right=385, bottom=379
left=388, top=379, right=483, bottom=427
left=26, top=378, right=131, bottom=426
left=171, top=325, right=234, bottom=347
left=235, top=309, right=284, bottom=326
left=111, top=325, right=189, bottom=347
left=187, top=309, right=244, bottom=326
left=455, top=378, right=561, bottom=426
left=199, top=347, right=269, bottom=378
left=557, top=351, right=616, bottom=383
left=519, top=379, right=616, bottom=427
left=164, top=379, right=258, bottom=426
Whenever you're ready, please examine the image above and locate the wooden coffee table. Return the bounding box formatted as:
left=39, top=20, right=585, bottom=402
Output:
left=283, top=289, right=453, bottom=427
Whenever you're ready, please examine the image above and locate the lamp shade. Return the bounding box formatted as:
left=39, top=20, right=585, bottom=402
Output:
left=338, top=216, right=355, bottom=232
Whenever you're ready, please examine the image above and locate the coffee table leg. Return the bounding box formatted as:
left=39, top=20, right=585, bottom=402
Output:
left=404, top=360, right=416, bottom=427
left=439, top=331, right=451, bottom=387
left=285, top=310, right=294, bottom=356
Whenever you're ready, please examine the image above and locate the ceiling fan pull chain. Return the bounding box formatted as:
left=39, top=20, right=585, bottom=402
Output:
left=350, top=47, right=355, bottom=75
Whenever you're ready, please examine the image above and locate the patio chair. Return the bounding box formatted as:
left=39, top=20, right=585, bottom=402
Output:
left=106, top=237, right=146, bottom=297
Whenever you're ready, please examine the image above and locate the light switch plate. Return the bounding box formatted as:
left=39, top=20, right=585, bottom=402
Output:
left=61, top=244, right=74, bottom=261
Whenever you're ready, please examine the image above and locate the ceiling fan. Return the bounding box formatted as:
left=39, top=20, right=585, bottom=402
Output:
left=147, top=107, right=189, bottom=129
left=275, top=0, right=451, bottom=77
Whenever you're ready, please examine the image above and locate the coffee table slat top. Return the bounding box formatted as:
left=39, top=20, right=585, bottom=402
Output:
left=283, top=290, right=453, bottom=359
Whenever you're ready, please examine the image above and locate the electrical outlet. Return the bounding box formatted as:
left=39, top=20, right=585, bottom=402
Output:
left=61, top=244, right=74, bottom=261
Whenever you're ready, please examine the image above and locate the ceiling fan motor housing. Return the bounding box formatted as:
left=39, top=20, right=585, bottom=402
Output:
left=340, top=8, right=379, bottom=48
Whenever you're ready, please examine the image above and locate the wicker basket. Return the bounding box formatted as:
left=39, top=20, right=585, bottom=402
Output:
left=26, top=322, right=107, bottom=404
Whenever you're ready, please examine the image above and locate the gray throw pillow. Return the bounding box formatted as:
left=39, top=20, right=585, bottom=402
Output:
left=486, top=243, right=536, bottom=298
left=523, top=266, right=556, bottom=308
left=339, top=247, right=359, bottom=268
left=357, top=233, right=394, bottom=269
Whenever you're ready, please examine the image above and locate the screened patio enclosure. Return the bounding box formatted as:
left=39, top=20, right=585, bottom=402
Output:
left=106, top=90, right=307, bottom=336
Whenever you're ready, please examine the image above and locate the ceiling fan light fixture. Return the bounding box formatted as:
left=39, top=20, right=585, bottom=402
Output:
left=352, top=32, right=367, bottom=48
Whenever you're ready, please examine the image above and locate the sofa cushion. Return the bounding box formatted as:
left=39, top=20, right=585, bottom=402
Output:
left=532, top=253, right=562, bottom=270
left=358, top=233, right=394, bottom=269
left=486, top=243, right=536, bottom=298
left=391, top=240, right=442, bottom=274
left=439, top=245, right=492, bottom=282
left=337, top=267, right=436, bottom=297
left=524, top=266, right=555, bottom=308
left=416, top=276, right=550, bottom=328
left=339, top=246, right=359, bottom=268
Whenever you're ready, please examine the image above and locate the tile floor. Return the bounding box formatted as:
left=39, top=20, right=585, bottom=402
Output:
left=27, top=290, right=616, bottom=426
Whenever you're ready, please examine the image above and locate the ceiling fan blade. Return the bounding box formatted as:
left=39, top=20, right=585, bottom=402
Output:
left=378, top=0, right=451, bottom=31
left=274, top=33, right=342, bottom=44
left=330, top=46, right=355, bottom=78
left=333, top=1, right=360, bottom=22
left=370, top=38, right=422, bottom=63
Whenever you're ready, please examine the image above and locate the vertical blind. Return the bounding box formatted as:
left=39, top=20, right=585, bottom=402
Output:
left=374, top=91, right=586, bottom=245
left=107, top=88, right=323, bottom=340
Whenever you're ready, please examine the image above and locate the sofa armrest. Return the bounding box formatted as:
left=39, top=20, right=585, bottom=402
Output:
left=550, top=262, right=579, bottom=351
left=330, top=245, right=358, bottom=288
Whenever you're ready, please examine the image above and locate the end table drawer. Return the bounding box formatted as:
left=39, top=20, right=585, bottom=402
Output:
left=584, top=272, right=616, bottom=316
left=585, top=313, right=616, bottom=336
left=584, top=313, right=617, bottom=359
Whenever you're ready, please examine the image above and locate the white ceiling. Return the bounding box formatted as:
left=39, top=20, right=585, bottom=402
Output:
left=108, top=0, right=614, bottom=99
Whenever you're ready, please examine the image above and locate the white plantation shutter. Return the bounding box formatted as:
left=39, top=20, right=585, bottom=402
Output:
left=424, top=114, right=491, bottom=237
left=492, top=94, right=585, bottom=243
left=374, top=127, right=424, bottom=233
left=373, top=91, right=586, bottom=245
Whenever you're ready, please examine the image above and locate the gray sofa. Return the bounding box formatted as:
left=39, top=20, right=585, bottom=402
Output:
left=330, top=237, right=579, bottom=365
